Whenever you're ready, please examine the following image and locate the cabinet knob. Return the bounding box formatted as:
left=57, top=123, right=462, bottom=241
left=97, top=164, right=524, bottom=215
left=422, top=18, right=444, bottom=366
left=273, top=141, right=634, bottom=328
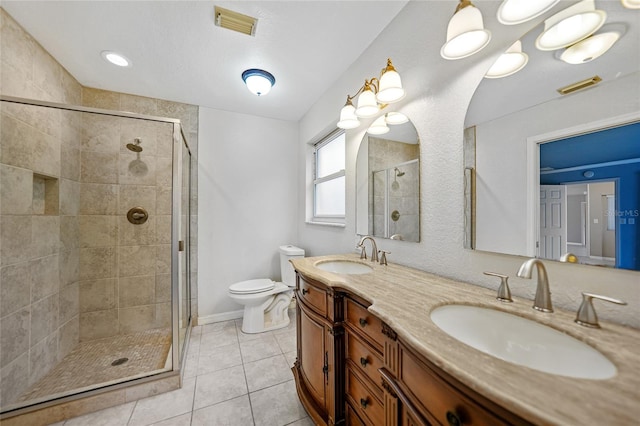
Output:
left=302, top=288, right=309, bottom=295
left=360, top=357, right=369, bottom=367
left=446, top=410, right=463, bottom=426
left=359, top=318, right=368, bottom=327
left=360, top=397, right=369, bottom=409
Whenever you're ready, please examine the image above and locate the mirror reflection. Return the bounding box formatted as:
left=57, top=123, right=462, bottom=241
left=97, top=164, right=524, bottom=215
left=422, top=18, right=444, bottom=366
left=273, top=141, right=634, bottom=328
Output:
left=356, top=117, right=420, bottom=242
left=465, top=1, right=640, bottom=270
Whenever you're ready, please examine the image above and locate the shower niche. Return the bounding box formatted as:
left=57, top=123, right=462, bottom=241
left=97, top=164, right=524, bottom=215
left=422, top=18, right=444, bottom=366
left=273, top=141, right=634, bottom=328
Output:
left=0, top=96, right=193, bottom=419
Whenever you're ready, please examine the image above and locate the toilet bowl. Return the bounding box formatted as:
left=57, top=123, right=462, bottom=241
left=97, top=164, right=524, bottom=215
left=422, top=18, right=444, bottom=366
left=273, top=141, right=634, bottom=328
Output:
left=228, top=245, right=304, bottom=334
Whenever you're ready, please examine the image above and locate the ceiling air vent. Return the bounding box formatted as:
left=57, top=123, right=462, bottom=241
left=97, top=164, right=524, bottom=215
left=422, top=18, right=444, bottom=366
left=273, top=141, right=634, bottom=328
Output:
left=557, top=76, right=602, bottom=95
left=214, top=6, right=258, bottom=36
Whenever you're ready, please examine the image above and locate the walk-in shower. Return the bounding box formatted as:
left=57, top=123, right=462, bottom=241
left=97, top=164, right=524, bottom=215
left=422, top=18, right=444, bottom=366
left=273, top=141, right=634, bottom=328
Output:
left=0, top=95, right=192, bottom=419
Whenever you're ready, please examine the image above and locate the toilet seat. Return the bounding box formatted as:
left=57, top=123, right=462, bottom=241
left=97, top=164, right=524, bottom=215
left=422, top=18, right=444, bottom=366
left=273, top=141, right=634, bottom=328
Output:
left=229, top=279, right=275, bottom=295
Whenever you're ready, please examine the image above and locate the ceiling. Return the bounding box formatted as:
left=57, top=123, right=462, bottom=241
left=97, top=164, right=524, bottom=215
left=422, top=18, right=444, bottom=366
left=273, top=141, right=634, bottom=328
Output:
left=1, top=1, right=408, bottom=121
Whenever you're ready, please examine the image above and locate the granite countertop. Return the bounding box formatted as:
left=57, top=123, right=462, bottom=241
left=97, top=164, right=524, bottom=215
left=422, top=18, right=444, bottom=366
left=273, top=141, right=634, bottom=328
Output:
left=291, top=254, right=640, bottom=426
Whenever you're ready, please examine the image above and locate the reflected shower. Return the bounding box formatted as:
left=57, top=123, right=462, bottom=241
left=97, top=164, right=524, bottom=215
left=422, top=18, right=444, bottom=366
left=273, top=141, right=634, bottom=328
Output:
left=394, top=167, right=405, bottom=177
left=126, top=137, right=143, bottom=152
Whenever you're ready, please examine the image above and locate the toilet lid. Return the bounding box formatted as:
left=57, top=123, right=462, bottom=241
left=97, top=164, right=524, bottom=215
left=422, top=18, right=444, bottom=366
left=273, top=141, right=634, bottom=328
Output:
left=229, top=279, right=275, bottom=294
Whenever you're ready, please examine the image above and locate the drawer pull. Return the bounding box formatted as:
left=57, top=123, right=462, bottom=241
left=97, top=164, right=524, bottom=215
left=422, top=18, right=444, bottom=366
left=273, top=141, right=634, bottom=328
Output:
left=302, top=288, right=309, bottom=295
left=360, top=357, right=369, bottom=367
left=360, top=397, right=370, bottom=409
left=359, top=318, right=368, bottom=327
left=446, top=410, right=463, bottom=426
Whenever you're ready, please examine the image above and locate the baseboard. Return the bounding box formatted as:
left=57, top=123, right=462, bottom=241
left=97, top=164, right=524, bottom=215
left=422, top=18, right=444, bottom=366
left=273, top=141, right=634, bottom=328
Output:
left=198, top=310, right=243, bottom=325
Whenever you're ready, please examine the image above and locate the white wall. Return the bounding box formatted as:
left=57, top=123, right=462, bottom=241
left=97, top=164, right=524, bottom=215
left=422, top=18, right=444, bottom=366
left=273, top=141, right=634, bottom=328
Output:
left=197, top=107, right=299, bottom=322
left=297, top=1, right=640, bottom=327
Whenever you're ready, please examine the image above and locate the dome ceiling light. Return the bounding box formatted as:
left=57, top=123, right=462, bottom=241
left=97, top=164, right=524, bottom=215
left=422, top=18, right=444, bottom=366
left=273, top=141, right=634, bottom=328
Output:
left=241, top=69, right=275, bottom=96
left=441, top=0, right=491, bottom=60
left=535, top=0, right=607, bottom=51
left=336, top=58, right=406, bottom=130
left=485, top=40, right=529, bottom=78
left=497, top=0, right=560, bottom=25
left=560, top=31, right=621, bottom=64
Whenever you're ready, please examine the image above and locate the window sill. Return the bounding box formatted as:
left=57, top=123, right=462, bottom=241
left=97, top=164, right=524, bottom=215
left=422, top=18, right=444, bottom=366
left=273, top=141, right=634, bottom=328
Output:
left=305, top=220, right=346, bottom=228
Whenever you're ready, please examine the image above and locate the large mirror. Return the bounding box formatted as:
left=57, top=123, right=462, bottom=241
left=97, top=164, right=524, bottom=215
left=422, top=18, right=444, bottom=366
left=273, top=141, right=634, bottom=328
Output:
left=356, top=117, right=420, bottom=242
left=465, top=1, right=640, bottom=270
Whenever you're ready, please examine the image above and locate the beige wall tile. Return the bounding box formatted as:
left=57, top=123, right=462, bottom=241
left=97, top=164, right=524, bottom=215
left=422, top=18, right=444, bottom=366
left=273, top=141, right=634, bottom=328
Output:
left=79, top=247, right=116, bottom=281
left=0, top=352, right=29, bottom=406
left=0, top=9, right=36, bottom=82
left=0, top=262, right=31, bottom=317
left=119, top=185, right=156, bottom=215
left=31, top=215, right=60, bottom=258
left=119, top=305, right=155, bottom=334
left=156, top=244, right=171, bottom=275
left=119, top=152, right=156, bottom=186
left=59, top=281, right=79, bottom=324
left=80, top=183, right=118, bottom=215
left=61, top=110, right=83, bottom=150
left=58, top=315, right=79, bottom=360
left=82, top=87, right=121, bottom=110
left=155, top=302, right=171, bottom=329
left=80, top=309, right=118, bottom=341
left=60, top=144, right=81, bottom=181
left=1, top=164, right=33, bottom=214
left=82, top=114, right=121, bottom=153
left=156, top=215, right=171, bottom=245
left=119, top=275, right=155, bottom=308
left=1, top=113, right=36, bottom=170
left=120, top=94, right=157, bottom=116
left=59, top=178, right=80, bottom=215
left=59, top=248, right=79, bottom=286
left=156, top=157, right=172, bottom=187
left=60, top=216, right=79, bottom=251
left=0, top=215, right=32, bottom=266
left=156, top=123, right=175, bottom=158
left=28, top=332, right=58, bottom=385
left=79, top=215, right=118, bottom=248
left=61, top=68, right=82, bottom=105
left=30, top=254, right=60, bottom=302
left=32, top=47, right=64, bottom=102
left=156, top=186, right=171, bottom=215
left=155, top=274, right=171, bottom=304
left=79, top=278, right=116, bottom=313
left=119, top=216, right=156, bottom=246
left=30, top=294, right=59, bottom=346
left=80, top=151, right=118, bottom=184
left=119, top=246, right=155, bottom=277
left=0, top=308, right=30, bottom=368
left=32, top=129, right=61, bottom=177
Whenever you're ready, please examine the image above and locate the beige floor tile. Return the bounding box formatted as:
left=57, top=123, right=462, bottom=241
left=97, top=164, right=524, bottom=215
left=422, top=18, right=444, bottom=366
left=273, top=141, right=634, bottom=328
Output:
left=199, top=327, right=238, bottom=350
left=239, top=335, right=282, bottom=363
left=244, top=354, right=293, bottom=393
left=197, top=342, right=242, bottom=375
left=148, top=412, right=192, bottom=426
left=274, top=331, right=297, bottom=354
left=193, top=365, right=247, bottom=410
left=191, top=395, right=254, bottom=426
left=128, top=378, right=195, bottom=426
left=250, top=380, right=307, bottom=426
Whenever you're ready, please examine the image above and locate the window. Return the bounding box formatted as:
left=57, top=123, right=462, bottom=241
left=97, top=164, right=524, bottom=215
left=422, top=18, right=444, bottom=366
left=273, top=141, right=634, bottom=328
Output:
left=313, top=130, right=345, bottom=222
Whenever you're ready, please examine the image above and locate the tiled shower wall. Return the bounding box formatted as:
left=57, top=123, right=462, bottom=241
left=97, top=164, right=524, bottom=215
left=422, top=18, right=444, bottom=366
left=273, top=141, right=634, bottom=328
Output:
left=0, top=7, right=199, bottom=406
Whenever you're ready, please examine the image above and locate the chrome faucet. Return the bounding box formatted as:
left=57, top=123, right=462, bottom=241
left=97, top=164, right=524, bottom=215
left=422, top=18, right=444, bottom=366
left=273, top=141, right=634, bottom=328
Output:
left=357, top=236, right=379, bottom=263
left=516, top=258, right=553, bottom=313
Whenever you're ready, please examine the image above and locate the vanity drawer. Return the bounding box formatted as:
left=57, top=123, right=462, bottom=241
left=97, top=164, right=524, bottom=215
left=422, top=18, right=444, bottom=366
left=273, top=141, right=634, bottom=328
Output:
left=345, top=298, right=385, bottom=352
left=346, top=366, right=384, bottom=426
left=399, top=347, right=511, bottom=426
left=298, top=276, right=327, bottom=317
left=346, top=331, right=383, bottom=396
left=346, top=402, right=367, bottom=426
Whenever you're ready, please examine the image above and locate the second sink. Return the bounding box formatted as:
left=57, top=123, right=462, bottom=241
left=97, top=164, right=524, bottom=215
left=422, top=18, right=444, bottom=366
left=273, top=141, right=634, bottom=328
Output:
left=315, top=260, right=373, bottom=275
left=430, top=305, right=616, bottom=380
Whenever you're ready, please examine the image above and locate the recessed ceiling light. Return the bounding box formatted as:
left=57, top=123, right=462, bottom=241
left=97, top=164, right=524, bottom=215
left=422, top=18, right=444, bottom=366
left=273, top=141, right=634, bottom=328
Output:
left=535, top=0, right=606, bottom=51
left=560, top=31, right=621, bottom=64
left=101, top=51, right=131, bottom=67
left=497, top=0, right=560, bottom=25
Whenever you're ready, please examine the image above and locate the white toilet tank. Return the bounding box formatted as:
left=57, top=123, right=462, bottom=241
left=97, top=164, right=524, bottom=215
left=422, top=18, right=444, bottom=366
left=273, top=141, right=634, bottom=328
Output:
left=279, top=245, right=305, bottom=287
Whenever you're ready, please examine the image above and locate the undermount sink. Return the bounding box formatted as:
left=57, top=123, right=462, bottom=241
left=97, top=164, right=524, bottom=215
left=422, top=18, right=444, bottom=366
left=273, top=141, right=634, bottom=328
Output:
left=315, top=260, right=373, bottom=275
left=430, top=305, right=616, bottom=380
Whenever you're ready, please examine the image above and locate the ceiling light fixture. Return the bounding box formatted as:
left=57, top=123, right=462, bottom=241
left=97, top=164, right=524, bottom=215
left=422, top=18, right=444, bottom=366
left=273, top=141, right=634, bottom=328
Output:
left=441, top=0, right=491, bottom=60
left=367, top=116, right=390, bottom=135
left=560, top=31, right=621, bottom=64
left=535, top=0, right=606, bottom=51
left=336, top=58, right=406, bottom=130
left=241, top=69, right=275, bottom=96
left=621, top=0, right=640, bottom=9
left=101, top=51, right=131, bottom=67
left=485, top=40, right=529, bottom=79
left=497, top=0, right=560, bottom=25
left=384, top=112, right=409, bottom=125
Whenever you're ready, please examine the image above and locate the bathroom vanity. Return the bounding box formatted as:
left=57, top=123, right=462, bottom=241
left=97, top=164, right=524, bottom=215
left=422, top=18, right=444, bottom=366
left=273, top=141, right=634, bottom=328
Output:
left=291, top=255, right=640, bottom=426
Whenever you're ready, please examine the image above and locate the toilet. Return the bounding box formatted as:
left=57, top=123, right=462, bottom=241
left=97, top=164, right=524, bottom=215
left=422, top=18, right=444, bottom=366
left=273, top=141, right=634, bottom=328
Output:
left=228, top=245, right=305, bottom=334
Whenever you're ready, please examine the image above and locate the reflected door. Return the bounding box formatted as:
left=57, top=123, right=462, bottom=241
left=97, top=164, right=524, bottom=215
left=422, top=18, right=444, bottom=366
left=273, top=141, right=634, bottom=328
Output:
left=539, top=185, right=567, bottom=260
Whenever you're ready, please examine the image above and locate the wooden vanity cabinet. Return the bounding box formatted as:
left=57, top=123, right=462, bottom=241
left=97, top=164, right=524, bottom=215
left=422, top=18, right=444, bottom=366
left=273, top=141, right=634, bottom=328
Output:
left=293, top=273, right=345, bottom=426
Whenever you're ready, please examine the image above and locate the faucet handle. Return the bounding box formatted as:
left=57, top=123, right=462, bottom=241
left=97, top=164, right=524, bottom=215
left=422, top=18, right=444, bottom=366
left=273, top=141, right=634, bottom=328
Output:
left=483, top=272, right=512, bottom=302
left=357, top=244, right=367, bottom=260
left=378, top=250, right=390, bottom=266
left=575, top=292, right=627, bottom=328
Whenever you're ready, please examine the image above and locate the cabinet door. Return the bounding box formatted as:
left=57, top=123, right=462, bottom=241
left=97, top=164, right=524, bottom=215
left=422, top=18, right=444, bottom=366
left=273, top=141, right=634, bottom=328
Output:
left=299, top=305, right=327, bottom=409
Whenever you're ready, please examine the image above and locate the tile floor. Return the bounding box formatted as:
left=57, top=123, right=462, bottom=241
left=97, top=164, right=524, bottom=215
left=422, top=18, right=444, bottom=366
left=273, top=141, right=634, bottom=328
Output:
left=50, top=310, right=313, bottom=426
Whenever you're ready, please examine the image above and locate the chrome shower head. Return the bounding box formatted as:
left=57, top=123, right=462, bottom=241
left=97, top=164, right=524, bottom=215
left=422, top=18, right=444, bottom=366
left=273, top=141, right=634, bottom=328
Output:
left=126, top=138, right=143, bottom=152
left=394, top=167, right=405, bottom=177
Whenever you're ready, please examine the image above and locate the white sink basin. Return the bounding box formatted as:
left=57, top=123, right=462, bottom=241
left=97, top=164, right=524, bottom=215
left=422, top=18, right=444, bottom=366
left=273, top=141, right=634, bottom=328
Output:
left=315, top=260, right=373, bottom=275
left=430, top=305, right=616, bottom=380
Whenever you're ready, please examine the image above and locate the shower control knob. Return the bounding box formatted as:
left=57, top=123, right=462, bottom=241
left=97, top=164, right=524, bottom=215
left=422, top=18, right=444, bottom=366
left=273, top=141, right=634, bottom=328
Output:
left=127, top=207, right=149, bottom=225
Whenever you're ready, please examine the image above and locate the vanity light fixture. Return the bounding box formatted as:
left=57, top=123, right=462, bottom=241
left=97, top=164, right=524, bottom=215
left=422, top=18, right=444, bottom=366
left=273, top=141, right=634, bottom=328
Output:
left=485, top=40, right=529, bottom=79
left=621, top=0, right=640, bottom=9
left=535, top=0, right=607, bottom=51
left=440, top=0, right=491, bottom=60
left=336, top=58, right=406, bottom=130
left=101, top=51, right=131, bottom=67
left=384, top=112, right=409, bottom=125
left=367, top=116, right=390, bottom=135
left=497, top=0, right=560, bottom=25
left=560, top=31, right=621, bottom=64
left=242, top=69, right=275, bottom=96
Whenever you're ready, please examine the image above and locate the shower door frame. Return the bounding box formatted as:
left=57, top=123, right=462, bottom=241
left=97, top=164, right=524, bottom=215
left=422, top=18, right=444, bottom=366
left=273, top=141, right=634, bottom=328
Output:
left=0, top=95, right=192, bottom=417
